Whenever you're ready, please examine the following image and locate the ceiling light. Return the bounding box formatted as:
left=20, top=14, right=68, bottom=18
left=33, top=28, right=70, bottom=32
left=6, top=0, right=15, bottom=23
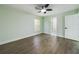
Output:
left=41, top=9, right=46, bottom=12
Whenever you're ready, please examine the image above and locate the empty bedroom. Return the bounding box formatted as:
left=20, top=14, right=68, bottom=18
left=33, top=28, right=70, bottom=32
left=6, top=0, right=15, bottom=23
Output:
left=0, top=4, right=79, bottom=54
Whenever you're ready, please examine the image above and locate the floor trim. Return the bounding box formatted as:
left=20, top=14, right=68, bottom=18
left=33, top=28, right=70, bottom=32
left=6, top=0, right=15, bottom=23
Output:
left=45, top=33, right=79, bottom=41
left=0, top=32, right=41, bottom=45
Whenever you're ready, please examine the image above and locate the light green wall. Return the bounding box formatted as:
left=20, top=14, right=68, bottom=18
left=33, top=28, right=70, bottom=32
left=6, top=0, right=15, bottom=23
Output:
left=43, top=16, right=51, bottom=33
left=0, top=5, right=42, bottom=44
left=63, top=8, right=79, bottom=15
left=40, top=16, right=44, bottom=33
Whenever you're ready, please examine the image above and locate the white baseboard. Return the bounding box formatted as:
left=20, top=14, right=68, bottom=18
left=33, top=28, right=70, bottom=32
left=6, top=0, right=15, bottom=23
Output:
left=0, top=32, right=41, bottom=45
left=57, top=35, right=64, bottom=38
left=44, top=33, right=79, bottom=41
left=44, top=33, right=64, bottom=37
left=50, top=33, right=57, bottom=36
left=64, top=37, right=79, bottom=41
left=1, top=32, right=78, bottom=45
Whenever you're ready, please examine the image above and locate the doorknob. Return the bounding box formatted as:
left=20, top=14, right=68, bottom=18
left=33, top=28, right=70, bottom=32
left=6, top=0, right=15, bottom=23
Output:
left=64, top=27, right=68, bottom=29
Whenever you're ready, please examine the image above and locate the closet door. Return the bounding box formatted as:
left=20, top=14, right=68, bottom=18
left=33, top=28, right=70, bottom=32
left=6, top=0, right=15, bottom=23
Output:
left=65, top=13, right=79, bottom=41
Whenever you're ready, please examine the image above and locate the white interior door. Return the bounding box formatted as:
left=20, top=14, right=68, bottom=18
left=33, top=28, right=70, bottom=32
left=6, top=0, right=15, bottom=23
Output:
left=65, top=13, right=79, bottom=41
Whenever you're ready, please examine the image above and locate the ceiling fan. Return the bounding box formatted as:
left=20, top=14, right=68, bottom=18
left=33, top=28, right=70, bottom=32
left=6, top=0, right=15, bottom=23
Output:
left=35, top=4, right=53, bottom=14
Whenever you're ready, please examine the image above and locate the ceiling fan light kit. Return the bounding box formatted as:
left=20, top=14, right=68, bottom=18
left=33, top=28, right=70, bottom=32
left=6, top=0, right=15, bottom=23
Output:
left=41, top=8, right=46, bottom=12
left=35, top=4, right=53, bottom=14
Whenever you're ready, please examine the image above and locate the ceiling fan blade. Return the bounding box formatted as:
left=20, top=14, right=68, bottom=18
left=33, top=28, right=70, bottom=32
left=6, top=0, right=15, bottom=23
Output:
left=46, top=9, right=52, bottom=11
left=35, top=7, right=41, bottom=10
left=42, top=6, right=44, bottom=9
left=45, top=4, right=49, bottom=8
left=38, top=11, right=41, bottom=13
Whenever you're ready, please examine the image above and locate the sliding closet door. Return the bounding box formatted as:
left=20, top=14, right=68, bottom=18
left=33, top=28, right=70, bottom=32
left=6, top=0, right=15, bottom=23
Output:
left=65, top=13, right=79, bottom=41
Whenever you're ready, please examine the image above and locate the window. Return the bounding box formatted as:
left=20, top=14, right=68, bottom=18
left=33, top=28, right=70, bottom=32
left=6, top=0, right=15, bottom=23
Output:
left=34, top=18, right=40, bottom=33
left=51, top=17, right=57, bottom=35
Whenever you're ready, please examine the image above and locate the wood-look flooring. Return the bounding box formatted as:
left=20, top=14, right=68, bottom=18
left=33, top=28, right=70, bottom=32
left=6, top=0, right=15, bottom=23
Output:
left=0, top=33, right=79, bottom=54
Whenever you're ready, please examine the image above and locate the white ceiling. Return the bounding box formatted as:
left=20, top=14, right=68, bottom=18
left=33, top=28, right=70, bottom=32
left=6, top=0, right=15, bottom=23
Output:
left=6, top=4, right=79, bottom=16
